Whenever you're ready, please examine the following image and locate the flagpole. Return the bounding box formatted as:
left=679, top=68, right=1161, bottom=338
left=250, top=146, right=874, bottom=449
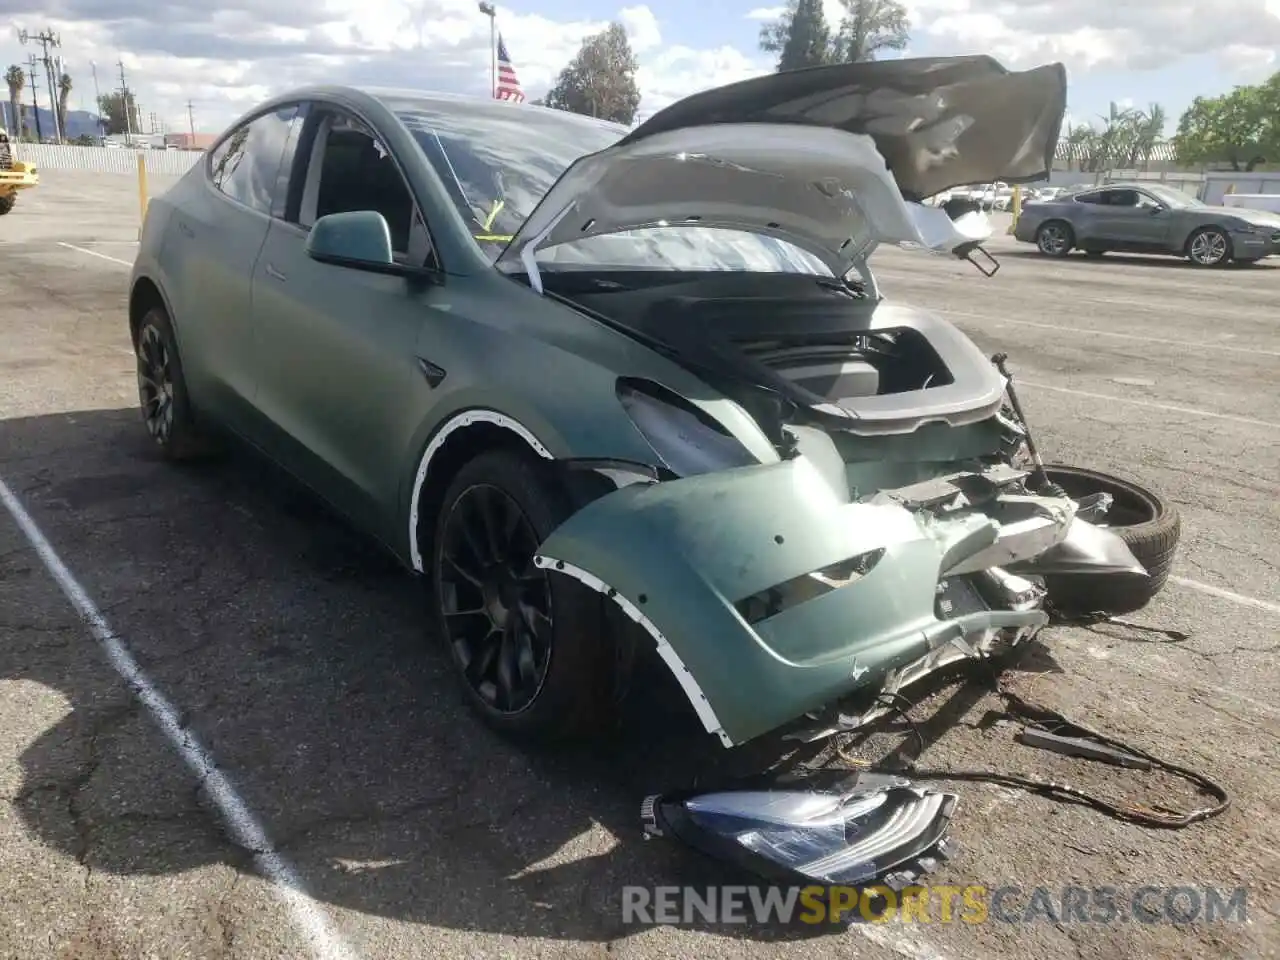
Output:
left=478, top=2, right=496, bottom=97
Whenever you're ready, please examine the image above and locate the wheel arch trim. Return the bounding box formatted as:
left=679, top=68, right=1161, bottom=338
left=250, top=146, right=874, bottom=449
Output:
left=129, top=272, right=180, bottom=345
left=407, top=408, right=553, bottom=571
left=533, top=555, right=732, bottom=748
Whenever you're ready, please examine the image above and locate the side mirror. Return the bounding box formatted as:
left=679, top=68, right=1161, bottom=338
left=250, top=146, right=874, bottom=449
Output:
left=305, top=211, right=395, bottom=270
left=1148, top=205, right=1165, bottom=215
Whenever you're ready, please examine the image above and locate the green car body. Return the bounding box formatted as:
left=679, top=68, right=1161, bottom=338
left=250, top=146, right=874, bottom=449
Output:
left=128, top=57, right=1146, bottom=748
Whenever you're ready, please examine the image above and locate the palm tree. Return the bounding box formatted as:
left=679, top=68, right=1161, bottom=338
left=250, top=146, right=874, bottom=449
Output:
left=5, top=65, right=25, bottom=140
left=1125, top=103, right=1167, bottom=168
left=1091, top=101, right=1138, bottom=172
left=1062, top=123, right=1096, bottom=172
left=56, top=72, right=72, bottom=141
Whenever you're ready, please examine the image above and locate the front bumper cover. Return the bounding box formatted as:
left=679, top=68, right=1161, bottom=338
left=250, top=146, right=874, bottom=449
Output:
left=535, top=456, right=1099, bottom=747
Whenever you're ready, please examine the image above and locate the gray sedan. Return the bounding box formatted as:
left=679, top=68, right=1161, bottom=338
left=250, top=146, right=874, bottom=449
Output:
left=1013, top=182, right=1280, bottom=266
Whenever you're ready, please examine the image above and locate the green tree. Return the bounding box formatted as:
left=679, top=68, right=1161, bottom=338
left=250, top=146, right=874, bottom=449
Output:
left=97, top=90, right=141, bottom=136
left=1173, top=76, right=1279, bottom=171
left=544, top=23, right=641, bottom=125
left=4, top=65, right=25, bottom=139
left=831, top=0, right=909, bottom=62
left=759, top=0, right=832, bottom=72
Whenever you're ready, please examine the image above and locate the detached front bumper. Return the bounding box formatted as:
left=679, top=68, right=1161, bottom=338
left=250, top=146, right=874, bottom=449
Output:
left=535, top=457, right=1084, bottom=748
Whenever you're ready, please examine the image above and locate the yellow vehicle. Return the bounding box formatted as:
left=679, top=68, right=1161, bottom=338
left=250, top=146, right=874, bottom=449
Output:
left=0, top=125, right=39, bottom=215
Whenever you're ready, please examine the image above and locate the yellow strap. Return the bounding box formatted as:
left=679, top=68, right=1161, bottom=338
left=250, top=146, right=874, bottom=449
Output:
left=481, top=198, right=505, bottom=231
left=473, top=233, right=514, bottom=242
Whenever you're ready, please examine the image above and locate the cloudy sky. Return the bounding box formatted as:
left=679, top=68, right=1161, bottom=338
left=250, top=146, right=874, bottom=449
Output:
left=1, top=0, right=1278, bottom=136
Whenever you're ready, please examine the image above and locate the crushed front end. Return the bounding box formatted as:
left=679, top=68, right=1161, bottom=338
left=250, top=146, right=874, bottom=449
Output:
left=536, top=440, right=1139, bottom=747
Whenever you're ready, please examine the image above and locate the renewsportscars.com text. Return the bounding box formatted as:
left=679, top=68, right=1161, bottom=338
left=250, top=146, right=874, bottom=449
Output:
left=621, top=884, right=1249, bottom=926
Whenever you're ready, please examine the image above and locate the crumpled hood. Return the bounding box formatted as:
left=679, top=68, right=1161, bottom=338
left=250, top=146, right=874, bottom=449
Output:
left=497, top=56, right=1067, bottom=286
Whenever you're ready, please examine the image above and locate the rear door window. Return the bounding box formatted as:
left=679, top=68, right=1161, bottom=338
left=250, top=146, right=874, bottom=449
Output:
left=207, top=104, right=300, bottom=216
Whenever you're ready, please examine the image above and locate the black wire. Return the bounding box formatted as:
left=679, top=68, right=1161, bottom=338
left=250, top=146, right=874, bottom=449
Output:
left=843, top=665, right=1231, bottom=829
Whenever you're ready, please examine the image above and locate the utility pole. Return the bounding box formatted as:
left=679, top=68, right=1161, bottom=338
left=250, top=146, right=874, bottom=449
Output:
left=116, top=58, right=134, bottom=139
left=187, top=100, right=195, bottom=144
left=24, top=55, right=42, bottom=141
left=90, top=60, right=104, bottom=138
left=478, top=2, right=496, bottom=98
left=18, top=28, right=63, bottom=143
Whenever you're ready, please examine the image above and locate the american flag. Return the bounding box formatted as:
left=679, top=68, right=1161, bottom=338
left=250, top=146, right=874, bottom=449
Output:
left=495, top=34, right=526, bottom=102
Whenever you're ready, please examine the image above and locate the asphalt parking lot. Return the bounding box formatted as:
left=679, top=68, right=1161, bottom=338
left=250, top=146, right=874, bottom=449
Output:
left=1, top=169, right=1277, bottom=960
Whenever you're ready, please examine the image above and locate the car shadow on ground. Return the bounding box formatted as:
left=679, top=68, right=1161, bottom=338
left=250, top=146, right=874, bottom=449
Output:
left=0, top=407, right=1060, bottom=945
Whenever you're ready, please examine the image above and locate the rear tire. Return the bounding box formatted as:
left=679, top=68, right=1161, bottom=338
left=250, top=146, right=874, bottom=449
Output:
left=430, top=448, right=624, bottom=744
left=1036, top=220, right=1074, bottom=257
left=1035, top=464, right=1181, bottom=616
left=133, top=305, right=220, bottom=460
left=0, top=193, right=15, bottom=215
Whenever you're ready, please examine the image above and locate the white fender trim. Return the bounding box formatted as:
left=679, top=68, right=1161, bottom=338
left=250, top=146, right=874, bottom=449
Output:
left=533, top=554, right=734, bottom=748
left=408, top=409, right=552, bottom=571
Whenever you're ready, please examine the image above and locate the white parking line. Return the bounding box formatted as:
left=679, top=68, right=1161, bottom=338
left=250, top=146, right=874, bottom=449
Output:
left=1020, top=381, right=1280, bottom=430
left=0, top=476, right=358, bottom=960
left=1171, top=576, right=1280, bottom=615
left=939, top=309, right=1280, bottom=359
left=57, top=241, right=133, bottom=267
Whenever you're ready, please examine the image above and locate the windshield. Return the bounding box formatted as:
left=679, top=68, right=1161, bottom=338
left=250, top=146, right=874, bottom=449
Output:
left=1143, top=184, right=1203, bottom=208
left=378, top=93, right=830, bottom=276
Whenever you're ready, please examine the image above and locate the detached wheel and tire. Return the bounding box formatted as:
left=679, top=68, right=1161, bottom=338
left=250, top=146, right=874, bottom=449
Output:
left=1186, top=227, right=1231, bottom=267
left=134, top=305, right=219, bottom=460
left=1035, top=220, right=1074, bottom=258
left=1036, top=464, right=1181, bottom=616
left=431, top=449, right=622, bottom=743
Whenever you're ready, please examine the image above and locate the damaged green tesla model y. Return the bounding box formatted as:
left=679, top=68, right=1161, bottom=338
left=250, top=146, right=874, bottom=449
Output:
left=127, top=56, right=1165, bottom=750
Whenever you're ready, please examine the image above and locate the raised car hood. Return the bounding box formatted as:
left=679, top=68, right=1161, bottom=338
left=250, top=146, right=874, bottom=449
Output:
left=498, top=56, right=1067, bottom=285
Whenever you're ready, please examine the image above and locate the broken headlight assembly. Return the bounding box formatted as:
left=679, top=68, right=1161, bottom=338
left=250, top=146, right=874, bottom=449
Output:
left=641, top=772, right=956, bottom=891
left=617, top=378, right=759, bottom=477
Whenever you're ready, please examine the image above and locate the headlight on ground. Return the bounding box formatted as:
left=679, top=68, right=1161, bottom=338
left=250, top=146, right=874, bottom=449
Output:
left=617, top=378, right=758, bottom=477
left=641, top=772, right=957, bottom=891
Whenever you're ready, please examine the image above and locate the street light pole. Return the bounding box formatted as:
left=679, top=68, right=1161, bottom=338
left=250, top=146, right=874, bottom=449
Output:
left=90, top=60, right=104, bottom=138
left=478, top=2, right=496, bottom=98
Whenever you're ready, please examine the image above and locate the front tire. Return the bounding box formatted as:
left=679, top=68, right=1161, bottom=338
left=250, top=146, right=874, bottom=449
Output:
left=1036, top=464, right=1181, bottom=616
left=0, top=192, right=15, bottom=215
left=1186, top=227, right=1231, bottom=267
left=1036, top=220, right=1074, bottom=257
left=431, top=448, right=621, bottom=743
left=134, top=306, right=220, bottom=460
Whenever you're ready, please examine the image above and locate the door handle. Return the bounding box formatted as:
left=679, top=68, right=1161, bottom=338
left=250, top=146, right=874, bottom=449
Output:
left=264, top=263, right=287, bottom=282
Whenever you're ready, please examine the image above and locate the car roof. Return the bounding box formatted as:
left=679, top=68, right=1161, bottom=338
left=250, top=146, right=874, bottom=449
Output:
left=239, top=83, right=630, bottom=137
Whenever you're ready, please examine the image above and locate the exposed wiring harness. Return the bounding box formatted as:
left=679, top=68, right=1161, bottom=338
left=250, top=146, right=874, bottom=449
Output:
left=834, top=664, right=1230, bottom=829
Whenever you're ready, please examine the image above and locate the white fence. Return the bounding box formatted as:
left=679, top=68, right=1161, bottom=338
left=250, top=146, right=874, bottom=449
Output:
left=10, top=142, right=204, bottom=177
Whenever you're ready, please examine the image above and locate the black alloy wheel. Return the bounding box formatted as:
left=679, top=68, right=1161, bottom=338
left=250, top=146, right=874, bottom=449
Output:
left=133, top=305, right=218, bottom=460
left=437, top=481, right=554, bottom=715
left=137, top=321, right=177, bottom=446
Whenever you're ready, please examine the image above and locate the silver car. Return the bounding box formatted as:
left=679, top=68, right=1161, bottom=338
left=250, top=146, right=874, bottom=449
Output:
left=1013, top=181, right=1280, bottom=266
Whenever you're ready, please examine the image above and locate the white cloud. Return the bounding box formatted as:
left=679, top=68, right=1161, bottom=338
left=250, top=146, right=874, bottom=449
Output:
left=620, top=5, right=662, bottom=53
left=4, top=0, right=1279, bottom=140
left=916, top=0, right=1280, bottom=75
left=0, top=2, right=739, bottom=135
